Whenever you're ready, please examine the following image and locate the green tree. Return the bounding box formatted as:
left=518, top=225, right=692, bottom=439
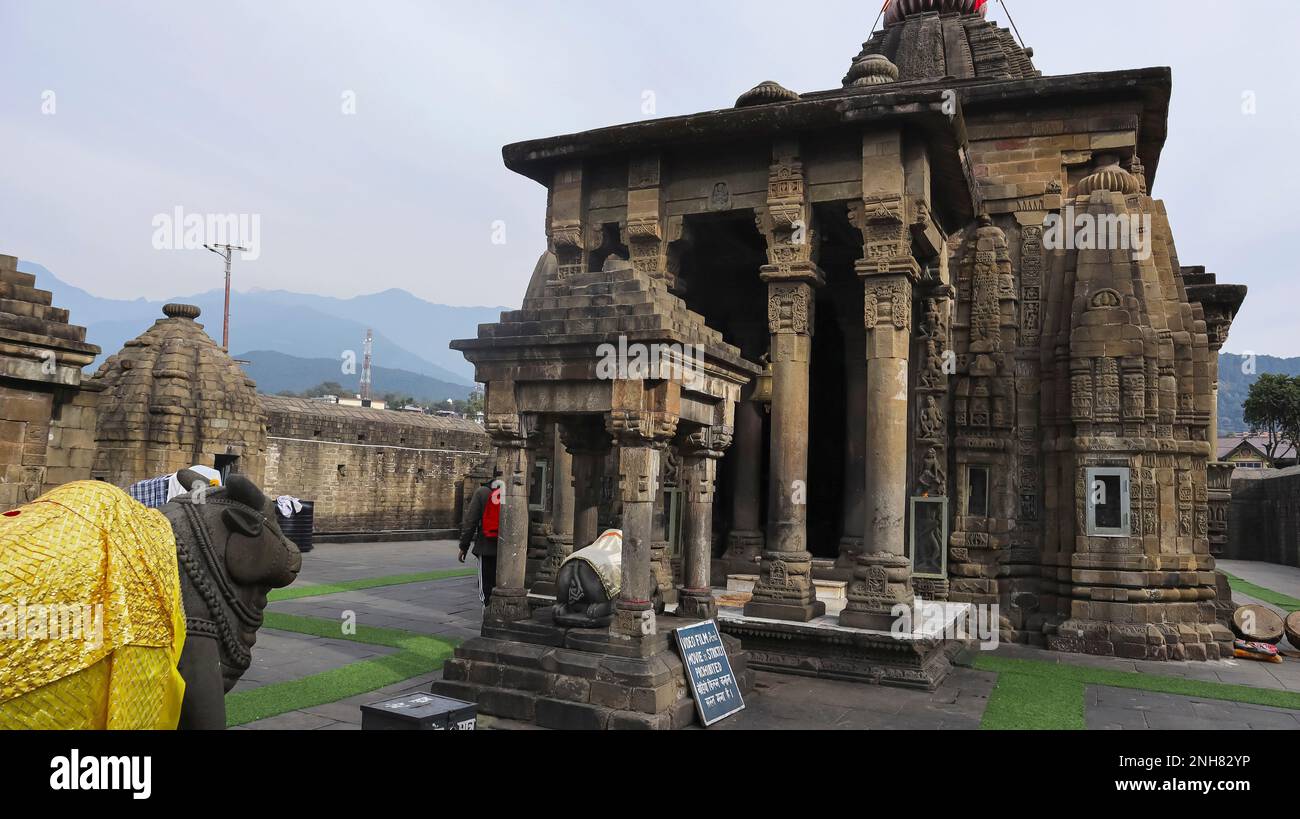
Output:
left=1242, top=373, right=1300, bottom=463
left=303, top=381, right=347, bottom=398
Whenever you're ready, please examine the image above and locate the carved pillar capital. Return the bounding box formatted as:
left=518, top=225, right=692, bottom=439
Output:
left=859, top=272, right=915, bottom=335
left=764, top=279, right=821, bottom=337
left=850, top=194, right=921, bottom=280
left=606, top=409, right=678, bottom=450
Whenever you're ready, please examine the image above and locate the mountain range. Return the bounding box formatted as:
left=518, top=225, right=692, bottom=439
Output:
left=17, top=260, right=509, bottom=401
left=12, top=261, right=1296, bottom=430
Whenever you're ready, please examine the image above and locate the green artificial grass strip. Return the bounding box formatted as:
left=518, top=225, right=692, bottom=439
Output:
left=268, top=568, right=476, bottom=602
left=981, top=668, right=1086, bottom=730
left=224, top=613, right=459, bottom=727
left=1222, top=573, right=1300, bottom=613
left=974, top=655, right=1300, bottom=723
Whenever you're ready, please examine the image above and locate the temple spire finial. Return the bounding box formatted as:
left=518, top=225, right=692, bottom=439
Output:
left=884, top=0, right=989, bottom=27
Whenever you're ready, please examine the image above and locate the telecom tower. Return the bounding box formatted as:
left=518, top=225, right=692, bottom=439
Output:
left=360, top=329, right=374, bottom=407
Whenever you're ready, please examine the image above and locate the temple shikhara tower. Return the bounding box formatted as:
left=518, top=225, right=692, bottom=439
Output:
left=435, top=0, right=1248, bottom=728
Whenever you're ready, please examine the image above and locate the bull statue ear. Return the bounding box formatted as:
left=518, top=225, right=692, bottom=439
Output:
left=222, top=506, right=264, bottom=538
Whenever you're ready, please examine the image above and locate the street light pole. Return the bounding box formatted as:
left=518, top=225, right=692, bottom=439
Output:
left=204, top=243, right=247, bottom=350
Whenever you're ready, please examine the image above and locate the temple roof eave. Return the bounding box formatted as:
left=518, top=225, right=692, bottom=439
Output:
left=451, top=334, right=762, bottom=387
left=504, top=65, right=1173, bottom=206
left=503, top=88, right=976, bottom=227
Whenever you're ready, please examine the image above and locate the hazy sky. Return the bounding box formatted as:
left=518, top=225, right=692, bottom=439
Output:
left=2, top=0, right=1296, bottom=355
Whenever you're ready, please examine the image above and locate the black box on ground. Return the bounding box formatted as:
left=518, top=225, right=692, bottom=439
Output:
left=360, top=693, right=478, bottom=731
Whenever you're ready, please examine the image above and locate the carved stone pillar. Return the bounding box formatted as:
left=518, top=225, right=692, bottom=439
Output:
left=560, top=418, right=608, bottom=556
left=532, top=423, right=576, bottom=597
left=745, top=138, right=826, bottom=622
left=679, top=425, right=730, bottom=619
left=744, top=274, right=825, bottom=621
left=723, top=396, right=765, bottom=566
left=612, top=435, right=662, bottom=639
left=838, top=297, right=867, bottom=569
left=841, top=190, right=920, bottom=630
left=484, top=414, right=533, bottom=625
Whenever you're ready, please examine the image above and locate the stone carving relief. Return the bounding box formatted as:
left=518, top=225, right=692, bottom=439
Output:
left=768, top=283, right=813, bottom=335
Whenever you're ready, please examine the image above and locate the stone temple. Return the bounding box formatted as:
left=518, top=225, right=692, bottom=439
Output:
left=432, top=0, right=1249, bottom=727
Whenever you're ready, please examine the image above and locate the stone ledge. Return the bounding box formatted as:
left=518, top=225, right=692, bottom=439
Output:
left=435, top=617, right=753, bottom=730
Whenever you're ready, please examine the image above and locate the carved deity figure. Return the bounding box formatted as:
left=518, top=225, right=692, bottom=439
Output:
left=919, top=396, right=945, bottom=440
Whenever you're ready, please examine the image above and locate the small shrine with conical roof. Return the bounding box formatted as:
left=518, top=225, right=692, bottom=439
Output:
left=90, top=303, right=267, bottom=487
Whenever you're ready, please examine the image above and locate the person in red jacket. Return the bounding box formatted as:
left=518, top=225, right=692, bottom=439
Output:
left=459, top=473, right=502, bottom=606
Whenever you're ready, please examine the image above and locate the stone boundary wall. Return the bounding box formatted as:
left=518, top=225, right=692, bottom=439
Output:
left=43, top=384, right=102, bottom=493
left=1227, top=466, right=1300, bottom=567
left=261, top=396, right=491, bottom=537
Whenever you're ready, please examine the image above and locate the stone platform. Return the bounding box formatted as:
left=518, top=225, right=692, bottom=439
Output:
left=716, top=600, right=967, bottom=691
left=432, top=611, right=754, bottom=730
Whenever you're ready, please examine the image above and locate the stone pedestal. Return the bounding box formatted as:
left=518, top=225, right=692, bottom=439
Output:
left=719, top=607, right=954, bottom=691
left=745, top=265, right=826, bottom=623
left=434, top=611, right=753, bottom=730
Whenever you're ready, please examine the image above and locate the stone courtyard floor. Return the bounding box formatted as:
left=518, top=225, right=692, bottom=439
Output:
left=232, top=541, right=1300, bottom=731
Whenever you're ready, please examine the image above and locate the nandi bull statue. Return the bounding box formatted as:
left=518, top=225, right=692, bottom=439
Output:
left=551, top=529, right=665, bottom=628
left=0, top=472, right=300, bottom=729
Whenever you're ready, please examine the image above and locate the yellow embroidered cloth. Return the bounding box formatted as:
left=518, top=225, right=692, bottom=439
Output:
left=0, top=481, right=186, bottom=729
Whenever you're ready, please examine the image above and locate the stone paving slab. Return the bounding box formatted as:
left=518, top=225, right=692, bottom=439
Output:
left=1085, top=685, right=1300, bottom=731
left=232, top=629, right=398, bottom=693
left=1218, top=559, right=1300, bottom=602
left=713, top=669, right=996, bottom=730
left=291, top=539, right=470, bottom=587
left=268, top=578, right=483, bottom=642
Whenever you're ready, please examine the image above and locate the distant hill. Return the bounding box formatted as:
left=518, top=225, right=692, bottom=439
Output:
left=1219, top=353, right=1300, bottom=435
left=11, top=260, right=1290, bottom=436
left=238, top=350, right=473, bottom=403
left=16, top=261, right=506, bottom=386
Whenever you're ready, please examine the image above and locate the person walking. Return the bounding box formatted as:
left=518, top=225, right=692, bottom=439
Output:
left=459, top=473, right=501, bottom=606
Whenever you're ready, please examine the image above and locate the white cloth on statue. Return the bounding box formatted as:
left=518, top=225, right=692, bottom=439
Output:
left=560, top=529, right=624, bottom=600
left=276, top=495, right=304, bottom=518
left=166, top=465, right=222, bottom=503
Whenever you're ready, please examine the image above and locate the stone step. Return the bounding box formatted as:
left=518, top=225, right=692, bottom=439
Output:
left=0, top=268, right=37, bottom=289
left=0, top=279, right=51, bottom=306
left=0, top=310, right=88, bottom=343
left=0, top=296, right=69, bottom=325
